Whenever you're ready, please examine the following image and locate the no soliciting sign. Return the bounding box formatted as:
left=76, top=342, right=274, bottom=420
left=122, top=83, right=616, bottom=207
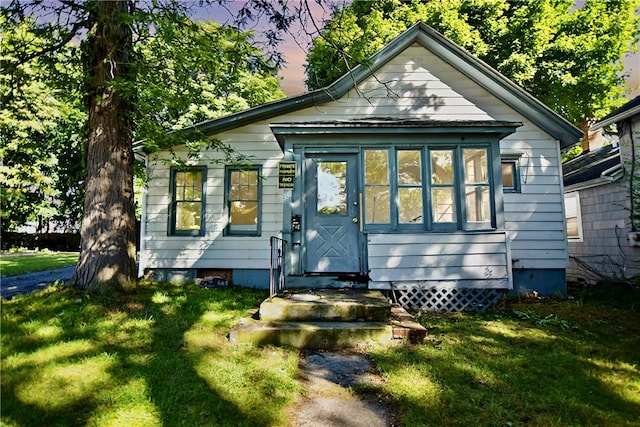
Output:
left=278, top=162, right=296, bottom=189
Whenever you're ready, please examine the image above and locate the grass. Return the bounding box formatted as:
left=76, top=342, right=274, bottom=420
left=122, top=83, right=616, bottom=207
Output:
left=1, top=282, right=301, bottom=427
left=2, top=280, right=639, bottom=426
left=0, top=251, right=78, bottom=276
left=368, top=283, right=640, bottom=426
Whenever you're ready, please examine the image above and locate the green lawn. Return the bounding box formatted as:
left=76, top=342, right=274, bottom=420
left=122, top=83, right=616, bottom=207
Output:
left=370, top=284, right=640, bottom=426
left=1, top=281, right=638, bottom=426
left=0, top=251, right=78, bottom=276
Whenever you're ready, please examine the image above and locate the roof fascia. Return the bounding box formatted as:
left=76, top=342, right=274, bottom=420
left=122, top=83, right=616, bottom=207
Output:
left=189, top=26, right=422, bottom=138
left=270, top=121, right=521, bottom=150
left=591, top=103, right=640, bottom=130
left=564, top=165, right=624, bottom=192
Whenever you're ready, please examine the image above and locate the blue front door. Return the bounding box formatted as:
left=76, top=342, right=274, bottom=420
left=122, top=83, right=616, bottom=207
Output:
left=305, top=154, right=361, bottom=273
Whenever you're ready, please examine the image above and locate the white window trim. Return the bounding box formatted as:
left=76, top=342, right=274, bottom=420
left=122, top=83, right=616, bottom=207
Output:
left=564, top=191, right=584, bottom=242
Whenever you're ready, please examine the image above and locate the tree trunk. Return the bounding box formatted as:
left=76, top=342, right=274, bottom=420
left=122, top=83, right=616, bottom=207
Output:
left=73, top=0, right=137, bottom=294
left=580, top=119, right=598, bottom=152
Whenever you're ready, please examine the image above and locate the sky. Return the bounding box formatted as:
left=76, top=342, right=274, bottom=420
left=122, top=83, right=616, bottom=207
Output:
left=195, top=2, right=639, bottom=99
left=193, top=1, right=335, bottom=96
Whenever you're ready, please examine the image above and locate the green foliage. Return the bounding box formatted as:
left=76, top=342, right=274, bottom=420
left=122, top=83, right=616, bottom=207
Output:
left=0, top=16, right=86, bottom=231
left=562, top=144, right=584, bottom=163
left=306, top=0, right=640, bottom=127
left=134, top=18, right=285, bottom=154
left=0, top=7, right=286, bottom=231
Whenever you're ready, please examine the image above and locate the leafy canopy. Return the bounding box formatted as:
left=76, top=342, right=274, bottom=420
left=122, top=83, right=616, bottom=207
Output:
left=0, top=16, right=85, bottom=231
left=0, top=8, right=285, bottom=232
left=305, top=0, right=640, bottom=127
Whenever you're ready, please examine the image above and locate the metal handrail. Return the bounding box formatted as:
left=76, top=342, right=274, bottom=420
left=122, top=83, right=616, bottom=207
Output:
left=269, top=236, right=287, bottom=300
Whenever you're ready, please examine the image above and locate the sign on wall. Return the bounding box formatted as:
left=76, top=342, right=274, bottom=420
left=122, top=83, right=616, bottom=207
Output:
left=278, top=162, right=296, bottom=189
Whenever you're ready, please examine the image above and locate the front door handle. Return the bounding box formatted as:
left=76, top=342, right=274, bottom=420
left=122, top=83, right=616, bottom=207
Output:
left=352, top=217, right=359, bottom=224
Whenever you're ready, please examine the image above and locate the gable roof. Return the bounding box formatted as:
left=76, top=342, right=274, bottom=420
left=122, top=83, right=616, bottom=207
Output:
left=591, top=95, right=640, bottom=130
left=141, top=21, right=581, bottom=150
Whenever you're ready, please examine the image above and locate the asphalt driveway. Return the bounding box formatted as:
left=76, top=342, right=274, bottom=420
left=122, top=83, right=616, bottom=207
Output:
left=0, top=266, right=75, bottom=299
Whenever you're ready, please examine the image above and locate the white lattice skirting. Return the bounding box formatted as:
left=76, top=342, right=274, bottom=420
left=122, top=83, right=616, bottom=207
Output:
left=391, top=286, right=507, bottom=312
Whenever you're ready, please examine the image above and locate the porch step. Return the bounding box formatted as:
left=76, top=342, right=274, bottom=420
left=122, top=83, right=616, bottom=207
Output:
left=259, top=289, right=391, bottom=322
left=229, top=313, right=393, bottom=349
left=229, top=289, right=427, bottom=349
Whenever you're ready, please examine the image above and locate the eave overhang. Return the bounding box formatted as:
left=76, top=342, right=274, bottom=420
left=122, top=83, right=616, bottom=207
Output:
left=591, top=95, right=640, bottom=130
left=270, top=119, right=522, bottom=150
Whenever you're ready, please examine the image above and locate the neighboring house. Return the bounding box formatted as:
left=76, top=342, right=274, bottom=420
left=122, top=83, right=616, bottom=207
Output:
left=563, top=96, right=640, bottom=283
left=136, top=22, right=581, bottom=309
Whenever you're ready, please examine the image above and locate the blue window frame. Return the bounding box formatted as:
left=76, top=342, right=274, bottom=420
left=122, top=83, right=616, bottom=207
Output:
left=362, top=145, right=496, bottom=232
left=501, top=157, right=521, bottom=193
left=224, top=166, right=262, bottom=236
left=169, top=167, right=206, bottom=236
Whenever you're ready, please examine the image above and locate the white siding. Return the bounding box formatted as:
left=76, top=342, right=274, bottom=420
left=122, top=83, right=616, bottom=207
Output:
left=368, top=232, right=512, bottom=289
left=141, top=42, right=567, bottom=277
left=140, top=133, right=284, bottom=274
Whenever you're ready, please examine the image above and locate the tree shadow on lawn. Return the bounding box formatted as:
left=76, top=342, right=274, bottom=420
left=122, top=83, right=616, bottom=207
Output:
left=1, top=283, right=299, bottom=427
left=372, top=307, right=640, bottom=426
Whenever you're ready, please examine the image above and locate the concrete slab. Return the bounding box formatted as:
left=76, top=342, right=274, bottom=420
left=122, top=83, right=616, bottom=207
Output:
left=260, top=289, right=391, bottom=322
left=229, top=318, right=393, bottom=349
left=229, top=289, right=427, bottom=349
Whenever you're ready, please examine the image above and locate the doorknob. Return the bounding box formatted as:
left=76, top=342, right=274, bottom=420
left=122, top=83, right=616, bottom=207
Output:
left=352, top=217, right=359, bottom=224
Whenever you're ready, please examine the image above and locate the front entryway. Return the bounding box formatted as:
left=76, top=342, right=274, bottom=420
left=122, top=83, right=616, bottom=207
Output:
left=304, top=154, right=361, bottom=273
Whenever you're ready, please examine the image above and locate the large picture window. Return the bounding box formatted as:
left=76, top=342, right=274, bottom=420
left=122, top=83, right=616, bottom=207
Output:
left=225, top=166, right=262, bottom=236
left=169, top=167, right=206, bottom=236
left=363, top=145, right=495, bottom=231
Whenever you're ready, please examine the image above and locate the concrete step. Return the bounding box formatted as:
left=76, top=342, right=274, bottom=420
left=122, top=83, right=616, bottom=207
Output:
left=229, top=305, right=427, bottom=349
left=259, top=289, right=391, bottom=322
left=229, top=312, right=393, bottom=349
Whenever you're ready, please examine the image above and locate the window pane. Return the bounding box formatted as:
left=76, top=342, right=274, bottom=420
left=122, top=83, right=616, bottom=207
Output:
left=567, top=217, right=579, bottom=238
left=466, top=186, right=490, bottom=222
left=464, top=149, right=488, bottom=184
left=365, top=187, right=390, bottom=224
left=365, top=150, right=389, bottom=184
left=176, top=171, right=203, bottom=201
left=399, top=188, right=423, bottom=223
left=175, top=201, right=201, bottom=231
left=317, top=161, right=347, bottom=215
left=502, top=162, right=515, bottom=189
left=432, top=188, right=455, bottom=223
left=431, top=150, right=454, bottom=184
left=227, top=167, right=260, bottom=235
left=398, top=150, right=422, bottom=184
left=230, top=170, right=258, bottom=200
left=230, top=201, right=258, bottom=228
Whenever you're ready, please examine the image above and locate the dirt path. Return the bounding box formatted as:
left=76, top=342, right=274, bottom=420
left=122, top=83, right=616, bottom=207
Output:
left=291, top=352, right=396, bottom=427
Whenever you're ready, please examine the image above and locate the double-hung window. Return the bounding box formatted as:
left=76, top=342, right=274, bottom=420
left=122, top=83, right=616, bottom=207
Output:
left=363, top=145, right=495, bottom=232
left=169, top=167, right=206, bottom=236
left=225, top=166, right=262, bottom=236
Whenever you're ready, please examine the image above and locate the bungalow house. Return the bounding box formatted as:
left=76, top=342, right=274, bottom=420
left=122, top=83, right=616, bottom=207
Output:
left=136, top=22, right=581, bottom=310
left=563, top=95, right=640, bottom=283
